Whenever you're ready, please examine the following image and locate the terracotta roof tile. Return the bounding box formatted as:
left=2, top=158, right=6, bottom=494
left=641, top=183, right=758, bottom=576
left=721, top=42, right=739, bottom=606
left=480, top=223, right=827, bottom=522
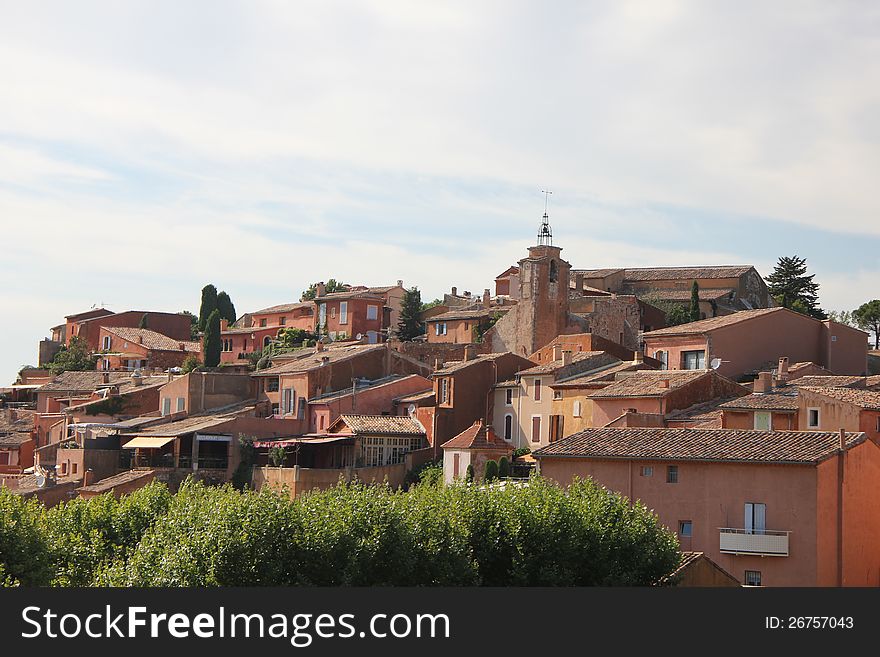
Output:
left=637, top=288, right=735, bottom=302
left=551, top=362, right=649, bottom=388
left=588, top=370, right=710, bottom=398
left=252, top=302, right=313, bottom=315
left=106, top=327, right=201, bottom=352
left=427, top=307, right=508, bottom=322
left=621, top=265, right=754, bottom=281
left=0, top=432, right=33, bottom=447
left=78, top=469, right=154, bottom=493
left=441, top=420, right=511, bottom=450
left=253, top=344, right=385, bottom=376
left=718, top=391, right=801, bottom=411
left=790, top=375, right=865, bottom=389
left=433, top=352, right=511, bottom=375
left=533, top=427, right=866, bottom=464
left=517, top=351, right=609, bottom=376
left=40, top=372, right=172, bottom=394
left=643, top=308, right=786, bottom=337
left=337, top=415, right=425, bottom=435
left=799, top=387, right=880, bottom=411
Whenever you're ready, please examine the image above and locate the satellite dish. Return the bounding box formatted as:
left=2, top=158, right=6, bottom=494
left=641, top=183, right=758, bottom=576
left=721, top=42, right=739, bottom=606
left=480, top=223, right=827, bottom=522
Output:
left=710, top=358, right=722, bottom=370
left=356, top=333, right=363, bottom=340
left=35, top=473, right=46, bottom=487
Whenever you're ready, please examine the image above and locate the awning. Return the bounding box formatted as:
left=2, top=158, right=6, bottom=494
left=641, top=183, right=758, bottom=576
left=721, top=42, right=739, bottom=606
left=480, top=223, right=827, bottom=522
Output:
left=254, top=435, right=355, bottom=448
left=122, top=436, right=176, bottom=449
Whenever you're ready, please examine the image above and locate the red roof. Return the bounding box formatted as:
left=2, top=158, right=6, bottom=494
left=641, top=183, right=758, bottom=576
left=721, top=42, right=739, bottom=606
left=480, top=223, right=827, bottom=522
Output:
left=441, top=420, right=512, bottom=451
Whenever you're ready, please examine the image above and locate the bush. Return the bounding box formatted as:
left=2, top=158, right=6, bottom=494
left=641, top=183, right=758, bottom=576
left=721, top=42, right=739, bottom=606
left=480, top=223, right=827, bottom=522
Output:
left=403, top=458, right=442, bottom=489
left=512, top=447, right=531, bottom=459
left=484, top=460, right=499, bottom=483
left=0, top=489, right=52, bottom=586
left=498, top=456, right=510, bottom=478
left=465, top=464, right=474, bottom=482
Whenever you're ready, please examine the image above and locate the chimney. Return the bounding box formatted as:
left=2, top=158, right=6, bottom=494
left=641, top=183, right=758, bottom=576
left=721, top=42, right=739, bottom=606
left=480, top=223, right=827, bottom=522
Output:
left=397, top=279, right=403, bottom=288
left=167, top=372, right=174, bottom=382
left=659, top=379, right=670, bottom=389
left=633, top=350, right=644, bottom=365
left=451, top=286, right=457, bottom=297
left=131, top=371, right=143, bottom=386
left=483, top=289, right=491, bottom=308
left=178, top=342, right=186, bottom=351
left=321, top=356, right=330, bottom=366
left=316, top=281, right=326, bottom=298
left=82, top=468, right=93, bottom=488
left=102, top=372, right=110, bottom=384
left=754, top=371, right=772, bottom=394
left=777, top=357, right=789, bottom=384
left=434, top=357, right=444, bottom=370
left=138, top=335, right=144, bottom=344
left=839, top=428, right=846, bottom=450
left=316, top=341, right=325, bottom=352
left=553, top=344, right=563, bottom=361
left=220, top=319, right=229, bottom=331
left=464, top=345, right=476, bottom=361
left=8, top=409, right=16, bottom=421
left=574, top=272, right=584, bottom=294
left=562, top=351, right=572, bottom=366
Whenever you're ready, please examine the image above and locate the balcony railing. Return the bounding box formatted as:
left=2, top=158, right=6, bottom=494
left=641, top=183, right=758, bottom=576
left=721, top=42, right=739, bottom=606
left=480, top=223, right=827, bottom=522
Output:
left=719, top=528, right=790, bottom=556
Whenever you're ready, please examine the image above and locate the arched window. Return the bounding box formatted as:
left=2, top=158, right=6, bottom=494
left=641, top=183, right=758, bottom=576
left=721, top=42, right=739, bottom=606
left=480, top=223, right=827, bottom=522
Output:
left=504, top=414, right=513, bottom=441
left=263, top=336, right=273, bottom=348
left=549, top=259, right=558, bottom=283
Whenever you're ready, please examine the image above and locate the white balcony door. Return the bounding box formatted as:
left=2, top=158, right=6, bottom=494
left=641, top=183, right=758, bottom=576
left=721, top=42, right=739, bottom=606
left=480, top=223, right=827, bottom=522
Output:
left=745, top=502, right=766, bottom=534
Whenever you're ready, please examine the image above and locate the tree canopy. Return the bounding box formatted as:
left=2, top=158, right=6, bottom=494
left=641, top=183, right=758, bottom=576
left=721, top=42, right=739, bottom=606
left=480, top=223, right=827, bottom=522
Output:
left=197, top=284, right=218, bottom=333
left=216, top=291, right=237, bottom=325
left=689, top=281, right=700, bottom=322
left=301, top=279, right=349, bottom=301
left=203, top=309, right=222, bottom=367
left=854, top=300, right=880, bottom=349
left=396, top=286, right=424, bottom=341
left=766, top=256, right=826, bottom=319
left=46, top=336, right=98, bottom=375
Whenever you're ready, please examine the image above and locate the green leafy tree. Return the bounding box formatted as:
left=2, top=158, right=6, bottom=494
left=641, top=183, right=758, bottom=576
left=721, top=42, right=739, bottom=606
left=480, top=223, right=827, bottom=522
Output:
left=275, top=327, right=316, bottom=350
left=269, top=446, right=287, bottom=467
left=498, top=456, right=510, bottom=479
left=216, top=291, right=237, bottom=325
left=484, top=460, right=499, bottom=483
left=766, top=255, right=826, bottom=319
left=202, top=310, right=222, bottom=367
left=828, top=310, right=856, bottom=327
left=232, top=435, right=256, bottom=490
left=181, top=354, right=201, bottom=374
left=663, top=304, right=692, bottom=327
left=420, top=298, right=443, bottom=312
left=396, top=287, right=424, bottom=341
left=475, top=311, right=504, bottom=343
left=853, top=300, right=880, bottom=349
left=689, top=281, right=700, bottom=322
left=197, top=284, right=219, bottom=332
left=138, top=313, right=149, bottom=329
left=301, top=279, right=349, bottom=301
left=0, top=489, right=52, bottom=586
left=465, top=464, right=474, bottom=483
left=47, top=336, right=99, bottom=375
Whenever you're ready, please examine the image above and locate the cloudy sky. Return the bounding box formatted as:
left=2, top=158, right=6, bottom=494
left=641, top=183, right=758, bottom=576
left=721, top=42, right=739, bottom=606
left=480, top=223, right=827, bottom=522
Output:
left=1, top=0, right=879, bottom=383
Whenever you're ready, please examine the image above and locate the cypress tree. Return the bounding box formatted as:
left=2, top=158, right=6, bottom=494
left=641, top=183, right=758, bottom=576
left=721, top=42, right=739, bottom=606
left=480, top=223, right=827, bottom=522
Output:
left=689, top=281, right=700, bottom=322
left=483, top=460, right=499, bottom=483
left=396, top=287, right=424, bottom=341
left=217, top=291, right=237, bottom=325
left=138, top=313, right=149, bottom=329
left=203, top=309, right=222, bottom=367
left=198, top=284, right=218, bottom=333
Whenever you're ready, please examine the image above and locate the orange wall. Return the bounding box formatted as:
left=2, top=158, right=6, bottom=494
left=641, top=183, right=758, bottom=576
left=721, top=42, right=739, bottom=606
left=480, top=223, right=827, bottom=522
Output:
left=539, top=457, right=820, bottom=586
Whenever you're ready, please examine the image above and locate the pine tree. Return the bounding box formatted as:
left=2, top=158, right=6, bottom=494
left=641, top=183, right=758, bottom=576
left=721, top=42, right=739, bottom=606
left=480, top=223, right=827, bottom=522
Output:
left=396, top=287, right=424, bottom=341
left=765, top=256, right=826, bottom=319
left=203, top=309, right=222, bottom=367
left=854, top=300, right=880, bottom=349
left=689, top=281, right=700, bottom=322
left=198, top=284, right=218, bottom=332
left=216, top=291, right=237, bottom=325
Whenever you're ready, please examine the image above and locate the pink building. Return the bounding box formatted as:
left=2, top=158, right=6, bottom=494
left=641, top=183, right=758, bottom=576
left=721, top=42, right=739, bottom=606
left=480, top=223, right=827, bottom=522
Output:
left=534, top=427, right=880, bottom=586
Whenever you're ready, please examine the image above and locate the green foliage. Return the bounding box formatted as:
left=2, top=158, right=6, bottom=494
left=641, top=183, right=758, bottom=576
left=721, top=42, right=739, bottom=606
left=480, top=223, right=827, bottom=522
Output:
left=766, top=255, right=826, bottom=319
left=0, top=489, right=52, bottom=586
left=498, top=456, right=510, bottom=478
left=484, top=460, right=499, bottom=482
left=404, top=459, right=442, bottom=489
left=47, top=336, right=99, bottom=375
left=275, top=327, right=316, bottom=350
left=231, top=435, right=257, bottom=491
left=301, top=279, right=348, bottom=301
left=269, top=446, right=288, bottom=467
left=203, top=309, right=222, bottom=367
left=138, top=313, right=149, bottom=329
left=663, top=303, right=692, bottom=327
left=216, top=291, right=237, bottom=325
left=465, top=464, right=474, bottom=482
left=853, top=300, right=880, bottom=350
left=179, top=310, right=199, bottom=340
left=828, top=310, right=856, bottom=327
left=396, top=286, right=424, bottom=341
left=474, top=311, right=504, bottom=343
left=84, top=395, right=127, bottom=416
left=181, top=354, right=202, bottom=374
left=512, top=447, right=531, bottom=459
left=689, top=281, right=701, bottom=322
left=2, top=478, right=679, bottom=587
left=420, top=298, right=443, bottom=312
left=198, top=284, right=219, bottom=332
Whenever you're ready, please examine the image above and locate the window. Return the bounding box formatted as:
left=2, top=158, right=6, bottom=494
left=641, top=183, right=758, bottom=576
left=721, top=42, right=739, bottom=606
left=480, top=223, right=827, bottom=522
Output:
left=283, top=389, right=294, bottom=414
left=280, top=317, right=286, bottom=325
left=640, top=466, right=653, bottom=477
left=682, top=350, right=706, bottom=370
left=176, top=397, right=185, bottom=412
left=330, top=306, right=336, bottom=319
left=439, top=378, right=450, bottom=405
left=318, top=304, right=326, bottom=328
left=807, top=408, right=820, bottom=428
left=744, top=570, right=762, bottom=587
left=549, top=259, right=558, bottom=283
left=339, top=301, right=348, bottom=325
left=553, top=390, right=563, bottom=400
left=318, top=415, right=325, bottom=431
left=666, top=465, right=679, bottom=483
left=754, top=411, right=772, bottom=431
left=434, top=322, right=447, bottom=336
left=505, top=388, right=513, bottom=406
left=678, top=521, right=693, bottom=537
left=573, top=400, right=582, bottom=418
left=267, top=378, right=280, bottom=393
left=534, top=379, right=542, bottom=401
left=102, top=358, right=111, bottom=370
left=260, top=318, right=267, bottom=327
left=162, top=398, right=172, bottom=416
left=504, top=414, right=513, bottom=441
left=745, top=502, right=766, bottom=534
left=264, top=336, right=273, bottom=349
left=298, top=397, right=306, bottom=418
left=271, top=403, right=280, bottom=416
left=654, top=350, right=668, bottom=370
left=102, top=335, right=111, bottom=350
left=531, top=416, right=541, bottom=443
left=366, top=305, right=378, bottom=320
left=549, top=415, right=564, bottom=442
left=453, top=453, right=460, bottom=479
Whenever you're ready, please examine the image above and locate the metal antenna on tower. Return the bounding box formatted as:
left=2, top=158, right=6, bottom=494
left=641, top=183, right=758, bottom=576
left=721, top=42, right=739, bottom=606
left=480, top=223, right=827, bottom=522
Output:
left=537, top=189, right=553, bottom=245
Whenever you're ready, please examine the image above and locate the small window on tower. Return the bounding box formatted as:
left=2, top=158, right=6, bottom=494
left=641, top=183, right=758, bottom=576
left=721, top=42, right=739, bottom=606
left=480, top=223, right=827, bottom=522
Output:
left=549, top=259, right=558, bottom=283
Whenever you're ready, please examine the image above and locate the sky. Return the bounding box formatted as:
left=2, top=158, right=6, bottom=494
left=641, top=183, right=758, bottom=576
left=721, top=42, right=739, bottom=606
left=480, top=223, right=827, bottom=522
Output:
left=1, top=0, right=879, bottom=383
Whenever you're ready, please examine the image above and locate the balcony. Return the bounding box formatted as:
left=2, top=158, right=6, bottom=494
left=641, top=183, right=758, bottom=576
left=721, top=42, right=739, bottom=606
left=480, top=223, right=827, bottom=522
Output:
left=719, top=528, right=790, bottom=557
